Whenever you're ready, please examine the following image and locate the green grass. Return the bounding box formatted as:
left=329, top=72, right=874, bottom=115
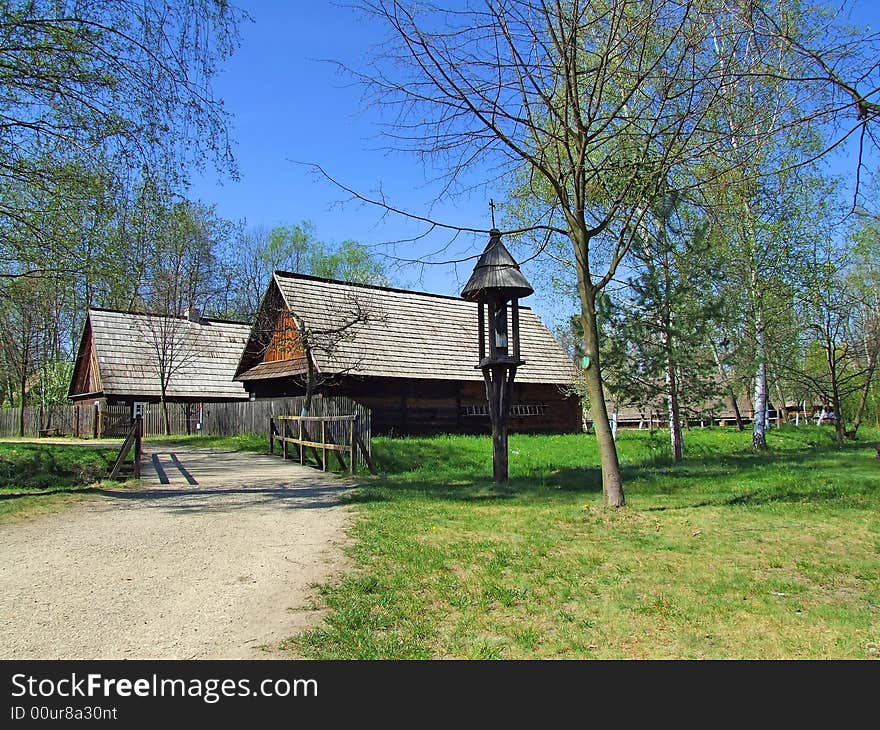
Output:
left=287, top=426, right=880, bottom=659
left=0, top=441, right=122, bottom=522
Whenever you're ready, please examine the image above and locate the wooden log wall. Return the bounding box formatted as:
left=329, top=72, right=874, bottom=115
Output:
left=332, top=378, right=582, bottom=436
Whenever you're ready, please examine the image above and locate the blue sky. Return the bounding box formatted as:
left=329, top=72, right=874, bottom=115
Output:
left=188, top=1, right=880, bottom=329
left=189, top=1, right=492, bottom=299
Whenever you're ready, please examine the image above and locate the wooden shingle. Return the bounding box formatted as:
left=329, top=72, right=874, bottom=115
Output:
left=70, top=308, right=251, bottom=401
left=236, top=272, right=576, bottom=385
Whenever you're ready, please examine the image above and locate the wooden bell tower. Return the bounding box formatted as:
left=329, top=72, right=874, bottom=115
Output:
left=461, top=228, right=534, bottom=483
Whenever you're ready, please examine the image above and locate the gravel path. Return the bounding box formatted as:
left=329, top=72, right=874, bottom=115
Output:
left=0, top=447, right=352, bottom=659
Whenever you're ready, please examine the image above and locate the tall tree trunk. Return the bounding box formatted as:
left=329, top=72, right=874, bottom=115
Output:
left=753, top=326, right=768, bottom=449
left=666, top=346, right=683, bottom=461
left=580, top=292, right=625, bottom=507
left=730, top=396, right=744, bottom=431
left=827, top=353, right=846, bottom=447
left=851, top=336, right=878, bottom=437
left=18, top=374, right=26, bottom=437
left=160, top=389, right=171, bottom=436
left=753, top=361, right=768, bottom=449
left=831, top=389, right=846, bottom=446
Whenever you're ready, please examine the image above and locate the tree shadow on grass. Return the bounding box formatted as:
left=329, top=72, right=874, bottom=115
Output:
left=647, top=485, right=877, bottom=511
left=345, top=465, right=609, bottom=505
left=361, top=433, right=880, bottom=507
left=0, top=486, right=105, bottom=500
left=720, top=485, right=872, bottom=507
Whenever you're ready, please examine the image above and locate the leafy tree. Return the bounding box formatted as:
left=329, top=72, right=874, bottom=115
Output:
left=217, top=223, right=390, bottom=321
left=337, top=0, right=880, bottom=505
left=308, top=240, right=390, bottom=286
left=782, top=177, right=880, bottom=442
left=0, top=0, right=243, bottom=277
left=0, top=275, right=58, bottom=434
left=619, top=194, right=720, bottom=459
left=847, top=198, right=880, bottom=432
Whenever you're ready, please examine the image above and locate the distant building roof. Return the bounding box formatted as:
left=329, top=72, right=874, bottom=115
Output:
left=235, top=272, right=576, bottom=385
left=69, top=308, right=251, bottom=401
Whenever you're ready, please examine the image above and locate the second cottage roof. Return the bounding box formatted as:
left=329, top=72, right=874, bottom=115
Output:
left=235, top=272, right=575, bottom=384
left=70, top=308, right=252, bottom=400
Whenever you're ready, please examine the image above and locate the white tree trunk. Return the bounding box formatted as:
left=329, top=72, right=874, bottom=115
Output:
left=753, top=360, right=768, bottom=449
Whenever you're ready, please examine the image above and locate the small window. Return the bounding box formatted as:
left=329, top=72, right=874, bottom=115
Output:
left=461, top=402, right=547, bottom=417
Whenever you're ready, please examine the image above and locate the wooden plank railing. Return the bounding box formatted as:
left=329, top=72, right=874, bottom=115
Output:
left=109, top=415, right=143, bottom=480
left=270, top=414, right=377, bottom=475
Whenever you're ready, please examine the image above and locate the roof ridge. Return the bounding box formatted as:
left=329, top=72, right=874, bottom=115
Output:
left=272, top=270, right=534, bottom=309
left=88, top=306, right=252, bottom=326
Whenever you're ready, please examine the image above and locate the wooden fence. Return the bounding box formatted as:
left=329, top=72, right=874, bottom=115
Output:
left=0, top=405, right=80, bottom=438
left=271, top=414, right=378, bottom=475
left=0, top=396, right=371, bottom=465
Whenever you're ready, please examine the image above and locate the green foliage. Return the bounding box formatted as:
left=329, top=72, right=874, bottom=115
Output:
left=291, top=428, right=880, bottom=659
left=308, top=240, right=390, bottom=286
left=0, top=0, right=242, bottom=269
left=603, top=195, right=721, bottom=418
left=28, top=361, right=74, bottom=409
left=216, top=221, right=390, bottom=320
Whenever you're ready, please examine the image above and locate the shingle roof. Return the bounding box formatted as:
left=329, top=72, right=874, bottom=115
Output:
left=236, top=357, right=309, bottom=381
left=461, top=229, right=534, bottom=301
left=77, top=308, right=251, bottom=400
left=239, top=272, right=575, bottom=385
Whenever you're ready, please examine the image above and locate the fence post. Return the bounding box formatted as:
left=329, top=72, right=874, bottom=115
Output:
left=282, top=419, right=288, bottom=461
left=269, top=417, right=274, bottom=454
left=298, top=419, right=304, bottom=465
left=350, top=415, right=358, bottom=476
left=321, top=420, right=327, bottom=471
left=134, top=415, right=142, bottom=478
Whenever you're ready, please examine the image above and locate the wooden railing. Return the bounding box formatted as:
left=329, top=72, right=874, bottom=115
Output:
left=109, top=415, right=143, bottom=480
left=270, top=414, right=377, bottom=475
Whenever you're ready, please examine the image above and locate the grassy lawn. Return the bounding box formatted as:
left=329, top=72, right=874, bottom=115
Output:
left=287, top=426, right=880, bottom=659
left=0, top=441, right=123, bottom=522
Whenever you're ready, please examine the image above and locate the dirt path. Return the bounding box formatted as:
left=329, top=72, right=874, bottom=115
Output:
left=0, top=447, right=352, bottom=659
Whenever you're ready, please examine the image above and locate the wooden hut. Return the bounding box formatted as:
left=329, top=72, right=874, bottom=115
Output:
left=234, top=272, right=581, bottom=435
left=68, top=307, right=251, bottom=435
